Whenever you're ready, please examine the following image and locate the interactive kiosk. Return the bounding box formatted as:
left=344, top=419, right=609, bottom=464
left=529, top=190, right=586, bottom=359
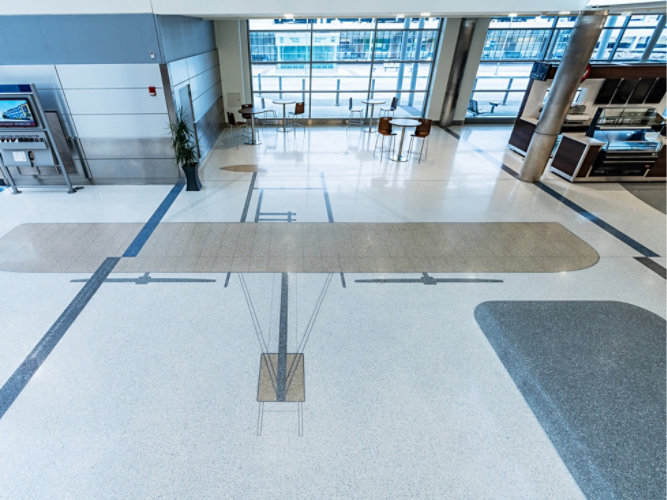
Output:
left=0, top=84, right=81, bottom=193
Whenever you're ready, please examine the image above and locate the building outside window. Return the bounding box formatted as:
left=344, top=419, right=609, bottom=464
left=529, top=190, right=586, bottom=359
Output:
left=248, top=17, right=441, bottom=119
left=469, top=14, right=666, bottom=118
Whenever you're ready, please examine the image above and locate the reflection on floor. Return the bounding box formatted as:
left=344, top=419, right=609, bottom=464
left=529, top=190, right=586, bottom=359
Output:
left=0, top=124, right=664, bottom=498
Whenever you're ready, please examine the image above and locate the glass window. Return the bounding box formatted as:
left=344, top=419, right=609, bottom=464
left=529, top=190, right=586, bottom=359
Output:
left=591, top=29, right=622, bottom=61
left=613, top=28, right=656, bottom=60
left=248, top=17, right=440, bottom=119
left=648, top=26, right=666, bottom=62
left=470, top=14, right=666, bottom=119
left=311, top=64, right=370, bottom=91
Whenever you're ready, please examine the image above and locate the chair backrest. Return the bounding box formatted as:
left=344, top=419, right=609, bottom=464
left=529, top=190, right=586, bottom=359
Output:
left=390, top=96, right=398, bottom=110
left=241, top=103, right=252, bottom=118
left=378, top=116, right=392, bottom=135
left=261, top=97, right=266, bottom=108
left=348, top=97, right=353, bottom=111
left=415, top=118, right=432, bottom=137
left=468, top=99, right=479, bottom=115
left=295, top=102, right=305, bottom=115
left=227, top=112, right=237, bottom=126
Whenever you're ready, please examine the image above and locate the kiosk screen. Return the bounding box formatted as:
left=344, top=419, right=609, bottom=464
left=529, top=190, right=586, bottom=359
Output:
left=0, top=99, right=36, bottom=127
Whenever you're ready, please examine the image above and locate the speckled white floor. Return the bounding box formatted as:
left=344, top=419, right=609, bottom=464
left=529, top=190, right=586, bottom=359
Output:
left=0, top=125, right=664, bottom=499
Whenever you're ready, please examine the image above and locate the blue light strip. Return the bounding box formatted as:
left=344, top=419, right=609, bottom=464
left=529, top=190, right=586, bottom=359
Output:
left=123, top=183, right=184, bottom=257
left=0, top=257, right=120, bottom=419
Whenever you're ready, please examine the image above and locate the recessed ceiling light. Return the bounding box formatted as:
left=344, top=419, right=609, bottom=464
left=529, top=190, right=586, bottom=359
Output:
left=284, top=13, right=294, bottom=19
left=508, top=12, right=518, bottom=17
left=559, top=10, right=571, bottom=14
left=420, top=12, right=431, bottom=17
left=397, top=13, right=405, bottom=18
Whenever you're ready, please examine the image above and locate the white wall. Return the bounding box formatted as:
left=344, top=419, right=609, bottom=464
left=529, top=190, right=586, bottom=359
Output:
left=214, top=20, right=252, bottom=122
left=4, top=0, right=590, bottom=16
left=152, top=0, right=587, bottom=17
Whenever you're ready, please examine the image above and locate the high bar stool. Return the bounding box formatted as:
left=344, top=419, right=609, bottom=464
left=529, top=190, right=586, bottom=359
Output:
left=347, top=97, right=363, bottom=128
left=380, top=96, right=398, bottom=117
left=260, top=97, right=277, bottom=128
left=288, top=101, right=306, bottom=130
left=374, top=116, right=396, bottom=160
left=408, top=118, right=432, bottom=162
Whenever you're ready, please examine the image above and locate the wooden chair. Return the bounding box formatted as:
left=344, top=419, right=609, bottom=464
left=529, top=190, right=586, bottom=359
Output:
left=374, top=116, right=396, bottom=159
left=227, top=111, right=247, bottom=148
left=288, top=101, right=306, bottom=130
left=348, top=97, right=363, bottom=128
left=240, top=103, right=253, bottom=121
left=408, top=118, right=432, bottom=162
left=380, top=96, right=398, bottom=117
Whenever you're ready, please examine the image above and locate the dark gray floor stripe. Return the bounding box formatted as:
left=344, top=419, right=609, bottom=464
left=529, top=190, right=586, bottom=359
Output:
left=635, top=257, right=667, bottom=279
left=240, top=171, right=257, bottom=223
left=320, top=172, right=334, bottom=223
left=443, top=128, right=519, bottom=179
left=320, top=172, right=346, bottom=287
left=444, top=127, right=660, bottom=258
left=276, top=273, right=288, bottom=402
left=0, top=257, right=120, bottom=419
left=254, top=188, right=264, bottom=223
left=123, top=183, right=183, bottom=257
left=535, top=182, right=659, bottom=257
left=475, top=300, right=666, bottom=500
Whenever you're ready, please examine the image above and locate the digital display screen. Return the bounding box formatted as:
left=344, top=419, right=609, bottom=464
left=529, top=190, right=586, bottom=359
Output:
left=0, top=99, right=36, bottom=127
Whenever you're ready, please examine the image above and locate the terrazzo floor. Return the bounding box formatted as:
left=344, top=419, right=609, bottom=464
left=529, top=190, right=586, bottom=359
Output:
left=0, top=124, right=664, bottom=499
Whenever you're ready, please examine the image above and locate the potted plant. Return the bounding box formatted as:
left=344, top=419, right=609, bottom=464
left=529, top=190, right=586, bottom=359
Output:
left=169, top=108, right=201, bottom=191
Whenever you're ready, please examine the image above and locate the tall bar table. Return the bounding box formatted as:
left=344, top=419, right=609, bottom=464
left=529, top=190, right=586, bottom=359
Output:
left=238, top=107, right=264, bottom=145
left=389, top=118, right=421, bottom=162
left=273, top=98, right=296, bottom=132
left=361, top=98, right=386, bottom=133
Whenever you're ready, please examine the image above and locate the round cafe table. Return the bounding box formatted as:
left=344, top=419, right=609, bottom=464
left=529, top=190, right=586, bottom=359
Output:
left=389, top=118, right=421, bottom=162
left=272, top=98, right=296, bottom=132
left=238, top=107, right=265, bottom=145
left=361, top=98, right=386, bottom=133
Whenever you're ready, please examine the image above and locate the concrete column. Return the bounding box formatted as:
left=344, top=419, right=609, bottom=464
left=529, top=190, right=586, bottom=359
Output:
left=519, top=10, right=607, bottom=182
left=439, top=19, right=476, bottom=127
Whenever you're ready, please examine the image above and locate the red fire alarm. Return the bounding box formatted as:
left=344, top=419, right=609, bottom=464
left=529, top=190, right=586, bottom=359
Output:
left=148, top=86, right=157, bottom=96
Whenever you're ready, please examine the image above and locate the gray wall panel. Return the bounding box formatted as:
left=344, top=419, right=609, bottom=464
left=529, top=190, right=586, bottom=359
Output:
left=64, top=88, right=168, bottom=115
left=0, top=15, right=162, bottom=64
left=168, top=59, right=189, bottom=87
left=87, top=158, right=180, bottom=182
left=73, top=114, right=171, bottom=139
left=186, top=50, right=218, bottom=78
left=56, top=64, right=163, bottom=89
left=35, top=89, right=71, bottom=116
left=192, top=84, right=222, bottom=122
left=0, top=65, right=62, bottom=89
left=190, top=66, right=220, bottom=101
left=80, top=138, right=173, bottom=159
left=157, top=16, right=215, bottom=63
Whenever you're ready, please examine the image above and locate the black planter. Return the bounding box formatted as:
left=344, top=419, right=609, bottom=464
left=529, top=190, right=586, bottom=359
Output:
left=182, top=163, right=202, bottom=191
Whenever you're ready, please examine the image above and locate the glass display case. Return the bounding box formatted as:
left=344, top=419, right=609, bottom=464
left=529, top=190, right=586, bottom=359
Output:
left=583, top=107, right=665, bottom=178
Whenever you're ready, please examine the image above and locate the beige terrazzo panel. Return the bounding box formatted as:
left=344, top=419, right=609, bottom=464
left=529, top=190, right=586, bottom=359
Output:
left=0, top=222, right=599, bottom=273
